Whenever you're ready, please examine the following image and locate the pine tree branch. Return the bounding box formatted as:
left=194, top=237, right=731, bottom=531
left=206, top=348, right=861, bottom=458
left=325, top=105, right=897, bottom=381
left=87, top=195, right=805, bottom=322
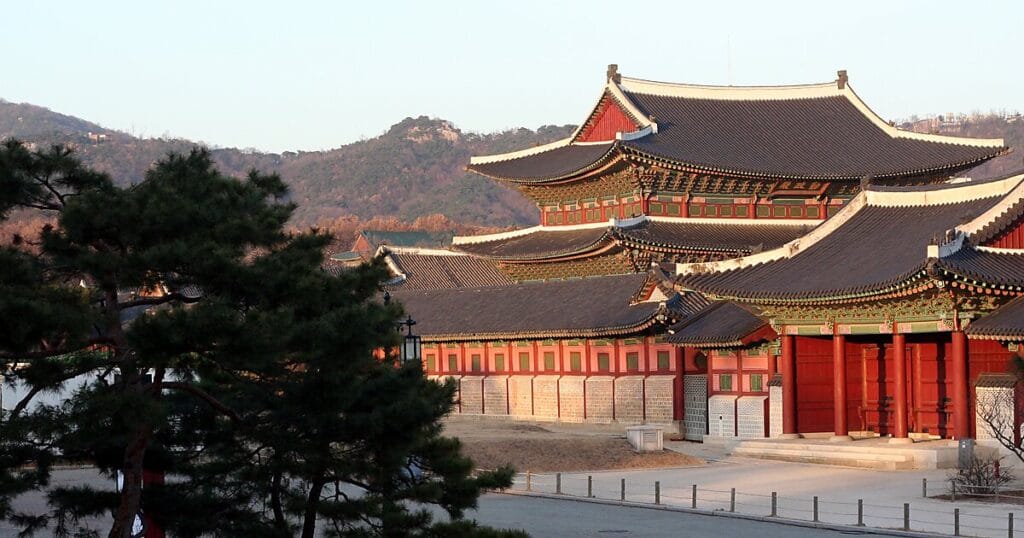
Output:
left=156, top=382, right=241, bottom=423
left=118, top=292, right=202, bottom=309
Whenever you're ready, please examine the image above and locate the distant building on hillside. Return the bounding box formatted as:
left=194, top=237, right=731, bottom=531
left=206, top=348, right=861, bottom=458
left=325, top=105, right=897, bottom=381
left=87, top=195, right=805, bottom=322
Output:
left=350, top=229, right=455, bottom=254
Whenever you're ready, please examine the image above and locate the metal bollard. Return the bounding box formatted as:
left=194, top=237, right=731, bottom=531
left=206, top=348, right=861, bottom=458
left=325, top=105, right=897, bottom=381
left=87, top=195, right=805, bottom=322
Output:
left=954, top=508, right=960, bottom=536
left=620, top=478, right=626, bottom=501
left=692, top=484, right=697, bottom=509
left=526, top=471, right=531, bottom=492
left=922, top=477, right=927, bottom=498
left=951, top=482, right=956, bottom=502
left=556, top=473, right=562, bottom=495
left=903, top=503, right=910, bottom=531
left=730, top=488, right=736, bottom=512
left=813, top=496, right=819, bottom=522
left=770, top=492, right=777, bottom=517
left=1009, top=512, right=1014, bottom=538
left=587, top=475, right=593, bottom=498
left=655, top=481, right=660, bottom=505
left=857, top=499, right=864, bottom=526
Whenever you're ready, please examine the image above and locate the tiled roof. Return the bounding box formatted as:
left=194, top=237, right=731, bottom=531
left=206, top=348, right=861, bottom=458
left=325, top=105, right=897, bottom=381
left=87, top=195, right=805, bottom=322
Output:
left=452, top=227, right=614, bottom=261
left=467, top=142, right=616, bottom=182
left=966, top=296, right=1024, bottom=341
left=392, top=273, right=670, bottom=341
left=359, top=230, right=454, bottom=249
left=936, top=249, right=1024, bottom=289
left=466, top=74, right=1005, bottom=184
left=385, top=251, right=514, bottom=290
left=620, top=92, right=1003, bottom=180
left=666, top=301, right=770, bottom=348
left=682, top=196, right=1000, bottom=302
left=615, top=220, right=813, bottom=255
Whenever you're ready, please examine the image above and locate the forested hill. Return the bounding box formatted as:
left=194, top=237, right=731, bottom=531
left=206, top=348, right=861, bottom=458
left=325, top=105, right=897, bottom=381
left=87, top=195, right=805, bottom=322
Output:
left=0, top=100, right=575, bottom=228
left=4, top=99, right=1024, bottom=231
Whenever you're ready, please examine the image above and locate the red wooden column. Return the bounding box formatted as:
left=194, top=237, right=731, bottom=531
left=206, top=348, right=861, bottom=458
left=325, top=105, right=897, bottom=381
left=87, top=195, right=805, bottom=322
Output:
left=781, top=334, right=798, bottom=437
left=951, top=330, right=970, bottom=439
left=892, top=331, right=910, bottom=441
left=832, top=332, right=850, bottom=439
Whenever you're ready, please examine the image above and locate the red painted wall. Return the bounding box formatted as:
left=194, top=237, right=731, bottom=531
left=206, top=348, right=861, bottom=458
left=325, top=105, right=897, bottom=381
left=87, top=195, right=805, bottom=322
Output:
left=577, top=98, right=638, bottom=142
left=985, top=215, right=1024, bottom=249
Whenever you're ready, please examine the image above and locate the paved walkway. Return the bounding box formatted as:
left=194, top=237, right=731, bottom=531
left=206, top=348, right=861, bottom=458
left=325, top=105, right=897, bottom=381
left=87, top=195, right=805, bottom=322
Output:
left=511, top=444, right=1022, bottom=537
left=472, top=492, right=892, bottom=537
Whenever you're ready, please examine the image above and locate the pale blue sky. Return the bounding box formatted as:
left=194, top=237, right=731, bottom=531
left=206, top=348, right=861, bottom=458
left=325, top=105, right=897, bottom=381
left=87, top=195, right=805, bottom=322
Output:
left=2, top=1, right=1021, bottom=152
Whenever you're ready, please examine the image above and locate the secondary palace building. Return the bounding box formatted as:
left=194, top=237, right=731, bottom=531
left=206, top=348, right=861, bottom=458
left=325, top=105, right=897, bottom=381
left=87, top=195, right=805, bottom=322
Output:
left=381, top=66, right=1024, bottom=445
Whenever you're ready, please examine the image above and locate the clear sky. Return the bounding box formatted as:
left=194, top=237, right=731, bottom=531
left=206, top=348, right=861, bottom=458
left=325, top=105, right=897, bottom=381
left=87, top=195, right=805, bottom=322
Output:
left=2, top=1, right=1021, bottom=152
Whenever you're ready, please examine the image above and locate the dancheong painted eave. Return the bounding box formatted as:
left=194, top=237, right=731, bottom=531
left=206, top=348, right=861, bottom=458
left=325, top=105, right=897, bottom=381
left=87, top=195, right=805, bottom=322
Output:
left=466, top=67, right=1007, bottom=183
left=677, top=174, right=1024, bottom=305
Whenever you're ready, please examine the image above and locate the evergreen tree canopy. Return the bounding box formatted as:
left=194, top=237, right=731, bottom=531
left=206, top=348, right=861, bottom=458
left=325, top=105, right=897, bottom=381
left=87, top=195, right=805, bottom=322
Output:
left=0, top=140, right=520, bottom=538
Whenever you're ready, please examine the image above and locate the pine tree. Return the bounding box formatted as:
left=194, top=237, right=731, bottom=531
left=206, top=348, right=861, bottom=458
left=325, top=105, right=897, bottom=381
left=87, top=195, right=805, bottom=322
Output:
left=0, top=140, right=521, bottom=537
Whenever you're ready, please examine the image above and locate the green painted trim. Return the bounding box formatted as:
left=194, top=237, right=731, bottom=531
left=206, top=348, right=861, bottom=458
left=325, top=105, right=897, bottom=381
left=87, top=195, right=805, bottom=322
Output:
left=795, top=326, right=824, bottom=335
left=905, top=321, right=943, bottom=334
left=848, top=324, right=882, bottom=335
left=623, top=338, right=641, bottom=345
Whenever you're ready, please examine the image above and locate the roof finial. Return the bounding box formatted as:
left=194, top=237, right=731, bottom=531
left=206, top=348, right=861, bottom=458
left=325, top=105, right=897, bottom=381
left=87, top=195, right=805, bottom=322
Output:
left=607, top=64, right=621, bottom=84
left=860, top=174, right=873, bottom=190
left=837, top=69, right=848, bottom=90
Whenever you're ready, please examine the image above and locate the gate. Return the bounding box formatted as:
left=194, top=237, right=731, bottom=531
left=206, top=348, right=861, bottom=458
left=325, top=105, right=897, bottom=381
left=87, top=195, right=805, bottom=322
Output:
left=683, top=374, right=707, bottom=441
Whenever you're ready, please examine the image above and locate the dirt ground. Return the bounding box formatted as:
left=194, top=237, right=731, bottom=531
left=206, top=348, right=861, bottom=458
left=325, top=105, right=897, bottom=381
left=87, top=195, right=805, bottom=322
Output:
left=444, top=418, right=704, bottom=473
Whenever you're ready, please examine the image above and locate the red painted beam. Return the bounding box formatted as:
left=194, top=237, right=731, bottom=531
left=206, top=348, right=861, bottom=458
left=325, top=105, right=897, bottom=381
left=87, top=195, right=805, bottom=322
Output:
left=892, top=332, right=909, bottom=439
left=951, top=330, right=970, bottom=439
left=833, top=333, right=849, bottom=437
left=781, top=334, right=797, bottom=435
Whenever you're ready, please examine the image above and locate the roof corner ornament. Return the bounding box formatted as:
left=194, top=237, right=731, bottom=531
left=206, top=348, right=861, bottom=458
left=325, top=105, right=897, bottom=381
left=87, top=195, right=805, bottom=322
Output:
left=607, top=64, right=621, bottom=84
left=859, top=174, right=873, bottom=190
left=836, top=69, right=848, bottom=90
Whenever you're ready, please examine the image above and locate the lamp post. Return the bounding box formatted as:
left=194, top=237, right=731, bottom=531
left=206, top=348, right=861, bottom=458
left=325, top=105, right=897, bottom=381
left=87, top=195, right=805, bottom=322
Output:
left=399, top=315, right=422, bottom=364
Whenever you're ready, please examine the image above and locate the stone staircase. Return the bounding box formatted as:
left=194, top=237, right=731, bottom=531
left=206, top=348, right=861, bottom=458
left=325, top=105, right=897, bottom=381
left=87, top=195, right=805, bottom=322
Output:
left=731, top=438, right=959, bottom=470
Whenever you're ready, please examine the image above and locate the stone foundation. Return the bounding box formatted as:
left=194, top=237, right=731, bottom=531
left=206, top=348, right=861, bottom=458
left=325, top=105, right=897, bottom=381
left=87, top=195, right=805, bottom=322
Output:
left=585, top=377, right=614, bottom=423
left=442, top=373, right=684, bottom=428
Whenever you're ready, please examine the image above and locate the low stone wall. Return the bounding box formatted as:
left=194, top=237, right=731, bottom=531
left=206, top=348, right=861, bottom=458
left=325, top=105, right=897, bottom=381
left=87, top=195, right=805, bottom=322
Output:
left=436, top=373, right=680, bottom=427
left=585, top=377, right=614, bottom=423
left=558, top=376, right=585, bottom=423
left=482, top=376, right=509, bottom=415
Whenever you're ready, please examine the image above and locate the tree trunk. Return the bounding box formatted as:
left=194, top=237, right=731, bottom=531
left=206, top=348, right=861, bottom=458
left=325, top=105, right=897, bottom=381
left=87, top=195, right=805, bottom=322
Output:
left=109, top=424, right=151, bottom=538
left=300, top=479, right=326, bottom=538
left=270, top=468, right=288, bottom=532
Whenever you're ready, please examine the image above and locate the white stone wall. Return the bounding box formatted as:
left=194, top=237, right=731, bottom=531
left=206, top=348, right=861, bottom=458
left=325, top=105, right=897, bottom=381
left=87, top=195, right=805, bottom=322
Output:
left=708, top=395, right=738, bottom=438
left=459, top=376, right=484, bottom=415
left=614, top=376, right=645, bottom=423
left=482, top=376, right=509, bottom=416
left=683, top=375, right=707, bottom=441
left=976, top=386, right=1015, bottom=446
left=558, top=377, right=585, bottom=423
left=508, top=375, right=534, bottom=418
left=737, top=395, right=768, bottom=438
left=644, top=375, right=676, bottom=424
left=532, top=376, right=559, bottom=420
left=584, top=377, right=614, bottom=423
left=769, top=385, right=783, bottom=438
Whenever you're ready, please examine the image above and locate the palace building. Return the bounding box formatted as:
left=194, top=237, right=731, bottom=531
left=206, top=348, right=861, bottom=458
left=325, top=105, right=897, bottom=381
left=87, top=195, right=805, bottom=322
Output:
left=381, top=66, right=1024, bottom=447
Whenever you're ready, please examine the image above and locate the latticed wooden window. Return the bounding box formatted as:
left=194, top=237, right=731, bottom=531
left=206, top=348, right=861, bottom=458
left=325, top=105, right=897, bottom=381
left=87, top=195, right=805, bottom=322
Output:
left=626, top=352, right=639, bottom=371
left=494, top=353, right=505, bottom=372
left=657, top=350, right=671, bottom=370
left=569, top=352, right=582, bottom=372
left=425, top=354, right=436, bottom=372
left=543, top=351, right=555, bottom=371
left=447, top=354, right=458, bottom=372
left=719, top=374, right=733, bottom=391
left=518, top=352, right=530, bottom=371
left=750, top=374, right=763, bottom=392
left=597, top=352, right=610, bottom=372
left=471, top=354, right=481, bottom=373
